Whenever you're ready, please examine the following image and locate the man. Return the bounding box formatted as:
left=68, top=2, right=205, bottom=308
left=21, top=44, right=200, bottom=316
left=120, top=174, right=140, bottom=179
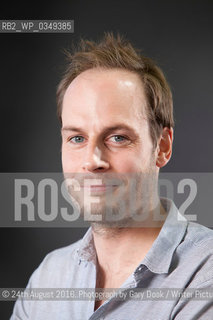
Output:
left=11, top=33, right=213, bottom=319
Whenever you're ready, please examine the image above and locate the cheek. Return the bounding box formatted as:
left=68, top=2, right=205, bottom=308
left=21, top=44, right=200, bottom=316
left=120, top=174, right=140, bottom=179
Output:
left=111, top=153, right=142, bottom=172
left=61, top=145, right=81, bottom=172
left=111, top=146, right=154, bottom=173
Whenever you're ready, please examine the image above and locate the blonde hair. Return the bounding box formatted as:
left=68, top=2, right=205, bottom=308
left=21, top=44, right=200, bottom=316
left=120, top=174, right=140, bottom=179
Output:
left=57, top=32, right=174, bottom=147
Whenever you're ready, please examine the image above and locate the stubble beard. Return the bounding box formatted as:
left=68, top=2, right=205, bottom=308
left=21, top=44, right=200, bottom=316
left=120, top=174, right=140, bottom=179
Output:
left=68, top=157, right=160, bottom=231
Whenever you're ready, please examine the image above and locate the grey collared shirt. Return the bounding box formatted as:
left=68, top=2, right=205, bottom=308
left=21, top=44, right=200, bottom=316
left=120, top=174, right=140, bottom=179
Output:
left=10, top=198, right=213, bottom=319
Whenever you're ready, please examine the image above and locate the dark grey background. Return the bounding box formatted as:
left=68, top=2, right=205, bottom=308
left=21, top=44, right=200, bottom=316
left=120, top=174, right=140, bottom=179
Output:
left=1, top=0, right=213, bottom=318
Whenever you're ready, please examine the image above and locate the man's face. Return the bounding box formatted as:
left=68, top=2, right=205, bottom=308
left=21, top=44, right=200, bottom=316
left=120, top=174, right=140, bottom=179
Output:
left=61, top=69, right=159, bottom=226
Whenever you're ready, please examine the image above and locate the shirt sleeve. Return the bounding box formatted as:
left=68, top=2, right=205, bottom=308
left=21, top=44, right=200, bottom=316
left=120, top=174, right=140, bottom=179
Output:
left=10, top=266, right=40, bottom=320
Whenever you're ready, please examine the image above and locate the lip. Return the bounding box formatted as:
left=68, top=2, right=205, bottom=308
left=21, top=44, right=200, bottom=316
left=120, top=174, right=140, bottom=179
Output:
left=81, top=184, right=118, bottom=193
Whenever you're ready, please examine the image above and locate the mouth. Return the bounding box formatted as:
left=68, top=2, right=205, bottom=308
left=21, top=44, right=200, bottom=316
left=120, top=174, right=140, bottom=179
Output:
left=81, top=184, right=119, bottom=193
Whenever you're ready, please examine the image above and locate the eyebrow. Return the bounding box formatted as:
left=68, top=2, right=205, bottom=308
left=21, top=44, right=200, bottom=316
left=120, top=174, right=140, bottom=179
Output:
left=61, top=124, right=138, bottom=136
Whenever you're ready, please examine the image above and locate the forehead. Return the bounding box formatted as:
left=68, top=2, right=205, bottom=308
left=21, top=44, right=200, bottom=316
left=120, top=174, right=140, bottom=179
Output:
left=62, top=68, right=148, bottom=129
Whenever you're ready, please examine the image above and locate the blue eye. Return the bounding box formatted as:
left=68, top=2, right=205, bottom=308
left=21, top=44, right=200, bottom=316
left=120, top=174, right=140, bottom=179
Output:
left=70, top=136, right=85, bottom=143
left=111, top=135, right=126, bottom=142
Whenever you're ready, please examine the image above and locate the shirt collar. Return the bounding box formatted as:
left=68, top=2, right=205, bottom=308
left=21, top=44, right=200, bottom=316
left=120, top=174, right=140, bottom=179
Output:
left=75, top=198, right=188, bottom=273
left=141, top=197, right=188, bottom=274
left=75, top=226, right=96, bottom=264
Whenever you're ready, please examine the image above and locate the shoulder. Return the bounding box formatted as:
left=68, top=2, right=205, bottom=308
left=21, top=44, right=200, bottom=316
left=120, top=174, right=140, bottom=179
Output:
left=176, top=222, right=213, bottom=286
left=27, top=238, right=82, bottom=287
left=185, top=221, right=213, bottom=248
left=41, top=238, right=81, bottom=266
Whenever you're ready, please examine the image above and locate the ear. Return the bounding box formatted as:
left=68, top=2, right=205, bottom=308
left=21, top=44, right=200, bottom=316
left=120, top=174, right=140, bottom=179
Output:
left=156, top=128, right=173, bottom=168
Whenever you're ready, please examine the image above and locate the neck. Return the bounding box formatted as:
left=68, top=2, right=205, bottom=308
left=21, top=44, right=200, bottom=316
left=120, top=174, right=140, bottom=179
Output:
left=92, top=200, right=166, bottom=277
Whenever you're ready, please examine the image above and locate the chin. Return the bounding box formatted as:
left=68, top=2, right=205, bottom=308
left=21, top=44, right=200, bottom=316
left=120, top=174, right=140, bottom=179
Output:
left=80, top=202, right=130, bottom=224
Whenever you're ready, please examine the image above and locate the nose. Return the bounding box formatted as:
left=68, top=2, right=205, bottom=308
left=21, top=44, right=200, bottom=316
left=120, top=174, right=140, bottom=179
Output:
left=82, top=146, right=110, bottom=172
